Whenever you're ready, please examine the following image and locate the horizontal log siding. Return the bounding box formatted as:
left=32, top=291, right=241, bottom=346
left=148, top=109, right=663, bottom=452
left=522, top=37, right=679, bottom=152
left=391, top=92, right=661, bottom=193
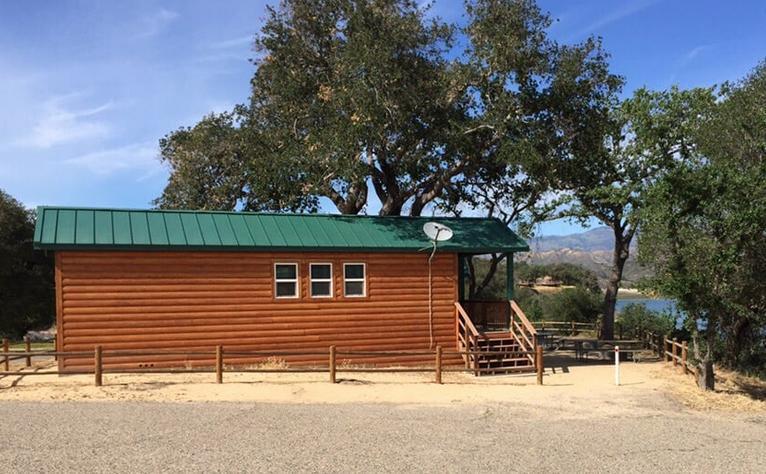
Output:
left=57, top=251, right=459, bottom=371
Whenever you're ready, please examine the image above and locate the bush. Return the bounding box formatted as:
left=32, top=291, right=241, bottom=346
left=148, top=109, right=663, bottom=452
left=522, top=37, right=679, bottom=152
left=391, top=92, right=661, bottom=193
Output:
left=514, top=287, right=544, bottom=320
left=540, top=287, right=602, bottom=323
left=616, top=303, right=675, bottom=339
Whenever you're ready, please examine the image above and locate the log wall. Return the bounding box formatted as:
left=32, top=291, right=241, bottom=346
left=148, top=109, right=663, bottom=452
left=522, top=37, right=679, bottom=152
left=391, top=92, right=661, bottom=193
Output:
left=56, top=251, right=459, bottom=371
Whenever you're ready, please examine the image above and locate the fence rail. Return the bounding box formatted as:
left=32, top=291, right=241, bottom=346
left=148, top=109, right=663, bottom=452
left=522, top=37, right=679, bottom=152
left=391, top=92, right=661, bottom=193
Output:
left=644, top=332, right=697, bottom=378
left=0, top=338, right=545, bottom=387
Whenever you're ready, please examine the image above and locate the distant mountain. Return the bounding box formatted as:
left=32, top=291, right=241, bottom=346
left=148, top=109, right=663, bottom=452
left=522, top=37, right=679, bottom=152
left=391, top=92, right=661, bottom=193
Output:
left=519, top=227, right=648, bottom=288
left=527, top=226, right=636, bottom=253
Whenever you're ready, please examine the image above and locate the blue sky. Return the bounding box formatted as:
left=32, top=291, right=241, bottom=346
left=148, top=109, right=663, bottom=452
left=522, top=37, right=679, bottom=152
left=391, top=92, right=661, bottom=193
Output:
left=1, top=0, right=764, bottom=236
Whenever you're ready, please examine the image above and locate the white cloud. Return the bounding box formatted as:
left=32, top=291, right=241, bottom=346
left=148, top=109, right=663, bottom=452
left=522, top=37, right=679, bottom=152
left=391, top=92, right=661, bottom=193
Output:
left=568, top=0, right=659, bottom=40
left=134, top=8, right=179, bottom=39
left=64, top=142, right=161, bottom=177
left=18, top=94, right=113, bottom=148
left=208, top=35, right=253, bottom=50
left=684, top=45, right=708, bottom=62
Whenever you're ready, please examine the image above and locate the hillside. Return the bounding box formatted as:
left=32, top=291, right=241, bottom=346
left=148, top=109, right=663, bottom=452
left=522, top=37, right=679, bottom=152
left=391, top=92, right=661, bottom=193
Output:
left=519, top=227, right=650, bottom=288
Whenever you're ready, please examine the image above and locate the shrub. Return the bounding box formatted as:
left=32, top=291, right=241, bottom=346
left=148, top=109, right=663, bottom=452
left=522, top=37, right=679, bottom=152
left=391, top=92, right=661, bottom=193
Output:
left=540, top=287, right=602, bottom=323
left=616, top=303, right=675, bottom=339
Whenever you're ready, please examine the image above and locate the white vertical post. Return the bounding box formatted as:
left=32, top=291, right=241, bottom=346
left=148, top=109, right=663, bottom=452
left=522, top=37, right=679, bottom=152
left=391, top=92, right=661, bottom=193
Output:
left=614, top=345, right=620, bottom=386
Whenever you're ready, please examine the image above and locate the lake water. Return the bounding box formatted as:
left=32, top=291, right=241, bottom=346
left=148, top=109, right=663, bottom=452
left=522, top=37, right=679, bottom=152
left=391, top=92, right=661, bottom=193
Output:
left=615, top=298, right=677, bottom=314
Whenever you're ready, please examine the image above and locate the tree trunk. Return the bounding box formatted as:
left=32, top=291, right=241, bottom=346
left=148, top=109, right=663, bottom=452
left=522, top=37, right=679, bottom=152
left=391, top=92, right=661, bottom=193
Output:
left=696, top=327, right=716, bottom=391
left=602, top=230, right=630, bottom=340
left=698, top=359, right=715, bottom=391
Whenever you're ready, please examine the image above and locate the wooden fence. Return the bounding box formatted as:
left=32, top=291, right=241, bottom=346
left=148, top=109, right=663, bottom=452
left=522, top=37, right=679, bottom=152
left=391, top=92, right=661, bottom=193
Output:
left=645, top=332, right=697, bottom=378
left=533, top=320, right=599, bottom=336
left=0, top=339, right=545, bottom=387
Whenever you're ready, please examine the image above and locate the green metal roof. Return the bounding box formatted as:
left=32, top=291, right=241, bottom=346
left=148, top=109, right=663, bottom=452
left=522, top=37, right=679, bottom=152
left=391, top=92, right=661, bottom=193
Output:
left=33, top=207, right=529, bottom=254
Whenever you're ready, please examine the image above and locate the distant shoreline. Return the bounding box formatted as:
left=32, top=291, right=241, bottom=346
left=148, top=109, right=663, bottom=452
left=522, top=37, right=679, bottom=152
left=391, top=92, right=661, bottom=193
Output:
left=617, top=288, right=654, bottom=299
left=523, top=285, right=658, bottom=299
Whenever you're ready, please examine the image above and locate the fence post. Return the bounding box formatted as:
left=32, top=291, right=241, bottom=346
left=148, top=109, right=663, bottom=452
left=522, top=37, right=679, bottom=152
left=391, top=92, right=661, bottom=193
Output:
left=435, top=345, right=442, bottom=384
left=570, top=320, right=575, bottom=335
left=663, top=337, right=669, bottom=362
left=216, top=345, right=223, bottom=384
left=94, top=345, right=102, bottom=387
left=672, top=337, right=678, bottom=367
left=614, top=346, right=620, bottom=386
left=536, top=345, right=543, bottom=385
left=24, top=336, right=31, bottom=368
left=54, top=334, right=58, bottom=362
left=656, top=334, right=662, bottom=358
left=681, top=341, right=688, bottom=374
left=329, top=345, right=336, bottom=384
left=2, top=338, right=8, bottom=372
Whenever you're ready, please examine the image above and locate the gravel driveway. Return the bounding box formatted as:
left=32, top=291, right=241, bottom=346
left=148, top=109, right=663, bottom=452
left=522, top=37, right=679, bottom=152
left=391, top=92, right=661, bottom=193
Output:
left=1, top=399, right=764, bottom=473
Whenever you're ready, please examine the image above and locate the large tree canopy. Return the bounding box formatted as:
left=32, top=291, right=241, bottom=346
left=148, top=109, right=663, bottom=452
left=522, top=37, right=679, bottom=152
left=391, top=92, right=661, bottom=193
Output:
left=549, top=86, right=716, bottom=339
left=0, top=190, right=54, bottom=338
left=640, top=62, right=766, bottom=388
left=157, top=0, right=619, bottom=224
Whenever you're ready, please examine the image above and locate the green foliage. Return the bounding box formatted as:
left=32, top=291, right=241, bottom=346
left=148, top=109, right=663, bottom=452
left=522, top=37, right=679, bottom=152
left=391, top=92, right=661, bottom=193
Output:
left=640, top=61, right=766, bottom=380
left=616, top=304, right=675, bottom=339
left=539, top=287, right=602, bottom=323
left=0, top=190, right=54, bottom=338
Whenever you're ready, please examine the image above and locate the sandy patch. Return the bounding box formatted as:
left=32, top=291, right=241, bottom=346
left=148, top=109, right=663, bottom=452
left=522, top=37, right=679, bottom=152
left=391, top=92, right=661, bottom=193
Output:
left=3, top=357, right=763, bottom=415
left=0, top=360, right=662, bottom=411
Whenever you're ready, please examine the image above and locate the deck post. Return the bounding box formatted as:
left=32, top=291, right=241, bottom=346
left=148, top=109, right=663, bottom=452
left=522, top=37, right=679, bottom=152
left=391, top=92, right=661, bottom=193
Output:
left=458, top=255, right=467, bottom=301
left=681, top=341, right=688, bottom=374
left=505, top=253, right=514, bottom=301
left=435, top=346, right=442, bottom=384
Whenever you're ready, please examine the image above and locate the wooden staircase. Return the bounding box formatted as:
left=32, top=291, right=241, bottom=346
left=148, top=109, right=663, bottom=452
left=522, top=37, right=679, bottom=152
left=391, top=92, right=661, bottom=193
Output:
left=456, top=301, right=538, bottom=376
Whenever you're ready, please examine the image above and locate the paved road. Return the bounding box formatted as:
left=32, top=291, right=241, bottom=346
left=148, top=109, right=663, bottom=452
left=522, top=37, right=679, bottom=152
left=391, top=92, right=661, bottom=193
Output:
left=0, top=400, right=764, bottom=473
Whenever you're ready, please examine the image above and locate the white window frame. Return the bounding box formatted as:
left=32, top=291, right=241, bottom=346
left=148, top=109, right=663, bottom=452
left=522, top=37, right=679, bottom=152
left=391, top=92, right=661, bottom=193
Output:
left=309, top=262, right=333, bottom=298
left=343, top=262, right=367, bottom=298
left=274, top=262, right=299, bottom=299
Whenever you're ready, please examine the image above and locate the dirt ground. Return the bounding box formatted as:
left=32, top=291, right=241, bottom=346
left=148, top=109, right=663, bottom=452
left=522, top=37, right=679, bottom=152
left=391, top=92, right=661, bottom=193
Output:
left=1, top=355, right=764, bottom=414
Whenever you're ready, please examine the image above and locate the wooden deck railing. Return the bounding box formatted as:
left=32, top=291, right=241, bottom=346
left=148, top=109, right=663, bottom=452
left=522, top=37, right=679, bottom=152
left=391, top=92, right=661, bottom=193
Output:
left=455, top=302, right=482, bottom=373
left=0, top=343, right=544, bottom=385
left=510, top=300, right=537, bottom=364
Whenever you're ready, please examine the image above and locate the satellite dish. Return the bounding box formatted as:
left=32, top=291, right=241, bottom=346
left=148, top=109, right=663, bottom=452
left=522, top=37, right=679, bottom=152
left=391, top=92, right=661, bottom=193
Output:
left=423, top=222, right=454, bottom=242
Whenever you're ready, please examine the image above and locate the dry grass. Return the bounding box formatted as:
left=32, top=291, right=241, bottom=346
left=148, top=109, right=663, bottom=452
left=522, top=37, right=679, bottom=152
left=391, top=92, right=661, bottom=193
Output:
left=658, top=364, right=766, bottom=412
left=251, top=356, right=289, bottom=370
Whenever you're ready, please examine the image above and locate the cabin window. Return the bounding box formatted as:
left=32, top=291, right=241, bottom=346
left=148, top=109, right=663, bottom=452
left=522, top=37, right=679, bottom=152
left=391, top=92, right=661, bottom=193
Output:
left=343, top=263, right=366, bottom=297
left=274, top=263, right=299, bottom=298
left=310, top=263, right=333, bottom=298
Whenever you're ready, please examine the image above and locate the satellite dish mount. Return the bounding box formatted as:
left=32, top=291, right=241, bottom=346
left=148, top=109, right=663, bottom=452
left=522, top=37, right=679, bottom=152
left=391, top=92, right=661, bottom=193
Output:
left=422, top=222, right=454, bottom=349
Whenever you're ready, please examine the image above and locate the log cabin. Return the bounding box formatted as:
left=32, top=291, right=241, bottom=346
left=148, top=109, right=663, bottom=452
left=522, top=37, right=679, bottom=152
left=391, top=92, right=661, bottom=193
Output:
left=34, top=207, right=540, bottom=375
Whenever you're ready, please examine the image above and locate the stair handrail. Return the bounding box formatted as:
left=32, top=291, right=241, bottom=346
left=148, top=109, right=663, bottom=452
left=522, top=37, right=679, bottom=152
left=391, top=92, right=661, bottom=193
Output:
left=455, top=302, right=481, bottom=373
left=455, top=302, right=481, bottom=338
left=510, top=300, right=537, bottom=338
left=509, top=300, right=538, bottom=364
